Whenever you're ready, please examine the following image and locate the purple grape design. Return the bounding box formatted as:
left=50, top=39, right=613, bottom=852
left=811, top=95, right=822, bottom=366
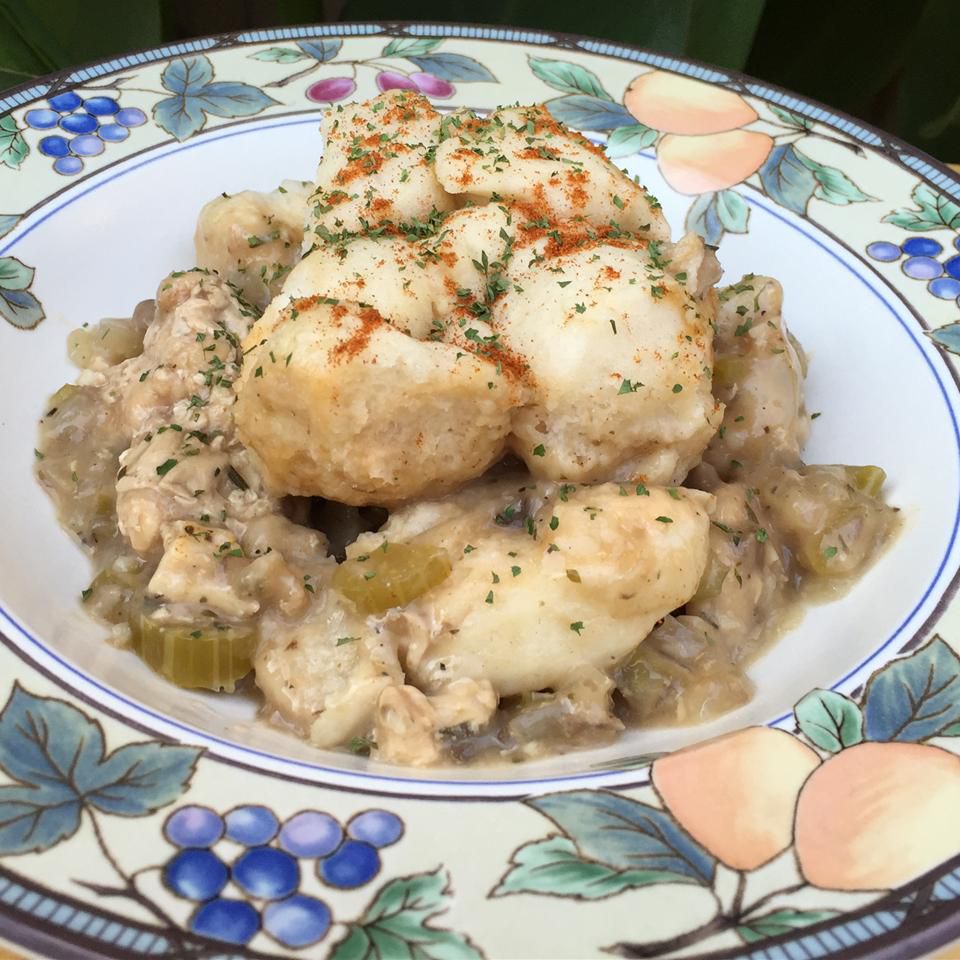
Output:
left=250, top=36, right=496, bottom=106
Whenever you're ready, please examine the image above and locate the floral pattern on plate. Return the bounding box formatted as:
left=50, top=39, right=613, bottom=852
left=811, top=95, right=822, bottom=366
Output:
left=0, top=684, right=479, bottom=957
left=2, top=23, right=960, bottom=960
left=492, top=635, right=960, bottom=956
left=532, top=61, right=876, bottom=246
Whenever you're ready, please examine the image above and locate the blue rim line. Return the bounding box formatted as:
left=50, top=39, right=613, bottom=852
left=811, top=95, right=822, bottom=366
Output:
left=0, top=119, right=958, bottom=787
left=750, top=193, right=960, bottom=722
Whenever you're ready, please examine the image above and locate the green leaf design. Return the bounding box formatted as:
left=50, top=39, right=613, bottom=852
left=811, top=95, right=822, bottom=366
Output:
left=795, top=689, right=864, bottom=752
left=528, top=57, right=612, bottom=100
left=769, top=105, right=813, bottom=130
left=248, top=47, right=310, bottom=63
left=529, top=791, right=715, bottom=884
left=716, top=189, right=750, bottom=233
left=797, top=152, right=875, bottom=205
left=297, top=40, right=343, bottom=63
left=195, top=83, right=278, bottom=119
left=0, top=256, right=44, bottom=329
left=883, top=182, right=960, bottom=231
left=0, top=288, right=44, bottom=329
left=738, top=908, right=840, bottom=943
left=0, top=684, right=200, bottom=853
left=406, top=53, right=495, bottom=83
left=0, top=214, right=20, bottom=240
left=930, top=323, right=960, bottom=357
left=0, top=256, right=34, bottom=290
left=153, top=55, right=277, bottom=142
left=492, top=835, right=690, bottom=900
left=330, top=867, right=483, bottom=960
left=758, top=143, right=818, bottom=215
left=863, top=636, right=960, bottom=742
left=153, top=95, right=206, bottom=141
left=605, top=124, right=658, bottom=159
left=546, top=96, right=634, bottom=132
left=161, top=55, right=214, bottom=95
left=686, top=192, right=723, bottom=245
left=382, top=37, right=442, bottom=58
left=685, top=191, right=749, bottom=246
left=0, top=115, right=28, bottom=170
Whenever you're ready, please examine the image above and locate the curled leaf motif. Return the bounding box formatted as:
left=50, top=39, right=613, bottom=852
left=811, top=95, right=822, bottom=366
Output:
left=330, top=867, right=483, bottom=960
left=862, top=636, right=960, bottom=742
left=799, top=154, right=875, bottom=205
left=795, top=689, right=864, bottom=753
left=546, top=96, right=635, bottom=132
left=153, top=54, right=278, bottom=141
left=296, top=39, right=344, bottom=62
left=492, top=835, right=692, bottom=900
left=884, top=182, right=960, bottom=231
left=758, top=143, right=819, bottom=213
left=0, top=256, right=44, bottom=329
left=685, top=189, right=749, bottom=245
left=529, top=57, right=612, bottom=100
left=0, top=257, right=34, bottom=290
left=405, top=53, right=495, bottom=83
left=604, top=123, right=658, bottom=159
left=0, top=115, right=29, bottom=170
left=528, top=790, right=716, bottom=884
left=769, top=104, right=813, bottom=130
left=162, top=55, right=214, bottom=94
left=381, top=38, right=442, bottom=58
left=249, top=47, right=310, bottom=63
left=759, top=143, right=873, bottom=215
left=0, top=213, right=21, bottom=240
left=737, top=908, right=841, bottom=944
left=0, top=684, right=200, bottom=855
left=929, top=323, right=960, bottom=357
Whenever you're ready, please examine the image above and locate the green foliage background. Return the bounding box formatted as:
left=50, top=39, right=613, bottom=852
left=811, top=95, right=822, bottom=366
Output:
left=0, top=0, right=957, bottom=161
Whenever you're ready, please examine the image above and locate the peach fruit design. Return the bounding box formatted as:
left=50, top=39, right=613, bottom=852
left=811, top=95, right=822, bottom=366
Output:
left=624, top=71, right=757, bottom=135
left=536, top=64, right=872, bottom=238
left=657, top=130, right=774, bottom=196
left=499, top=636, right=960, bottom=955
left=794, top=741, right=960, bottom=891
left=652, top=726, right=820, bottom=871
left=624, top=70, right=771, bottom=197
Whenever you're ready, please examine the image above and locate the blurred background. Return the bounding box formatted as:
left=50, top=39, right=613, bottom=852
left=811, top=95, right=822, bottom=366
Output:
left=1, top=0, right=958, bottom=161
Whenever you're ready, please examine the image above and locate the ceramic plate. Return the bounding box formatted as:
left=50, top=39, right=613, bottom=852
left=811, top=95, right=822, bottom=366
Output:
left=2, top=22, right=960, bottom=960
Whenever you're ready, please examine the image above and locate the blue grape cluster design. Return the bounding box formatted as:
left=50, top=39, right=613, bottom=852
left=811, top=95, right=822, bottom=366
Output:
left=24, top=91, right=146, bottom=176
left=867, top=236, right=960, bottom=305
left=162, top=803, right=404, bottom=949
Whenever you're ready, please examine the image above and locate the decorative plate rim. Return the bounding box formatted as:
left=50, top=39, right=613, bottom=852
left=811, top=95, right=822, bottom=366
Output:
left=2, top=18, right=960, bottom=787
left=2, top=19, right=958, bottom=203
left=3, top=22, right=960, bottom=960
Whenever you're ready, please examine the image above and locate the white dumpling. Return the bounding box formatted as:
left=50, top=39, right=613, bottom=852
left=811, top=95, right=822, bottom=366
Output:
left=194, top=181, right=311, bottom=308
left=434, top=105, right=669, bottom=240
left=371, top=479, right=713, bottom=696
left=275, top=205, right=512, bottom=340
left=498, top=232, right=723, bottom=484
left=235, top=299, right=519, bottom=504
left=305, top=90, right=455, bottom=242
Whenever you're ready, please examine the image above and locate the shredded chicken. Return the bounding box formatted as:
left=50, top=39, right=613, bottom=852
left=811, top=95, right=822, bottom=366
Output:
left=34, top=91, right=898, bottom=768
